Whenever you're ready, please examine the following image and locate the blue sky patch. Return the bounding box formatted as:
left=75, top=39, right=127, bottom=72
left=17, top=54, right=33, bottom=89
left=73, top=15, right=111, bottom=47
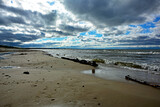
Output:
left=71, top=38, right=80, bottom=42
left=79, top=22, right=85, bottom=24
left=37, top=37, right=67, bottom=42
left=79, top=32, right=87, bottom=36
left=47, top=1, right=55, bottom=6
left=153, top=16, right=160, bottom=22
left=140, top=29, right=152, bottom=34
left=125, top=31, right=131, bottom=35
left=129, top=25, right=137, bottom=27
left=139, top=22, right=156, bottom=29
left=88, top=30, right=96, bottom=35
left=95, top=34, right=102, bottom=37
left=81, top=30, right=103, bottom=37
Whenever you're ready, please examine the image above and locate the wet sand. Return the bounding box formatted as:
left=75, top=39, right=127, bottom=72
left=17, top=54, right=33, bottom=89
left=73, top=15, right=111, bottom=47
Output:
left=0, top=49, right=160, bottom=107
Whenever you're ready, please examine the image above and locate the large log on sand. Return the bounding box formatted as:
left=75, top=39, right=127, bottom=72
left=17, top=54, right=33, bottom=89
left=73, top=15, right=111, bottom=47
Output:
left=125, top=75, right=160, bottom=88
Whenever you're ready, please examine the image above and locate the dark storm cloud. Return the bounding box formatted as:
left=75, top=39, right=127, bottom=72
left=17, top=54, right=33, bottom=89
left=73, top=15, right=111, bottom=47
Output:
left=48, top=30, right=72, bottom=36
left=21, top=42, right=61, bottom=48
left=0, top=1, right=57, bottom=47
left=0, top=41, right=22, bottom=47
left=0, top=16, right=26, bottom=25
left=41, top=28, right=72, bottom=36
left=64, top=0, right=160, bottom=26
left=0, top=2, right=57, bottom=26
left=104, top=27, right=124, bottom=36
left=119, top=36, right=160, bottom=45
left=0, top=33, right=39, bottom=42
left=59, top=24, right=89, bottom=33
left=0, top=32, right=40, bottom=47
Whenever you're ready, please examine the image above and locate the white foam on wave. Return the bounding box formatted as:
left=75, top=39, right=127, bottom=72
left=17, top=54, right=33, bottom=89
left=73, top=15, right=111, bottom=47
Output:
left=118, top=51, right=160, bottom=55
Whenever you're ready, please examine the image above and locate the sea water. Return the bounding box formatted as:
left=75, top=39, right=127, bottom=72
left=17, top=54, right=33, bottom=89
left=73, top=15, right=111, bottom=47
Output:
left=0, top=52, right=13, bottom=60
left=42, top=49, right=160, bottom=84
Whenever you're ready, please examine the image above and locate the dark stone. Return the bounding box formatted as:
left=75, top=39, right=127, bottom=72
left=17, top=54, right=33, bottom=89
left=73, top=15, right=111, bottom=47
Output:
left=82, top=85, right=84, bottom=87
left=98, top=103, right=101, bottom=106
left=19, top=53, right=27, bottom=55
left=23, top=71, right=29, bottom=74
left=31, top=84, right=37, bottom=87
left=91, top=61, right=98, bottom=67
left=93, top=97, right=97, bottom=99
left=80, top=60, right=88, bottom=64
left=51, top=98, right=55, bottom=101
left=5, top=75, right=10, bottom=77
left=45, top=53, right=53, bottom=57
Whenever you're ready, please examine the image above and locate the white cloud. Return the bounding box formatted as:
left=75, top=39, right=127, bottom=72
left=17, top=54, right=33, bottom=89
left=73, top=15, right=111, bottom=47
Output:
left=0, top=0, right=160, bottom=48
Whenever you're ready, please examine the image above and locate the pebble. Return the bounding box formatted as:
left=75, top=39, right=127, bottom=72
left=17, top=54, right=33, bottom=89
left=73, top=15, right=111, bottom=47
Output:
left=23, top=71, right=29, bottom=74
left=51, top=98, right=55, bottom=101
left=93, top=97, right=97, bottom=99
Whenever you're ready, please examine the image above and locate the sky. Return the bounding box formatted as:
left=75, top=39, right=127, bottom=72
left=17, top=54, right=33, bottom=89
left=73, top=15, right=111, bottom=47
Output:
left=0, top=0, right=160, bottom=49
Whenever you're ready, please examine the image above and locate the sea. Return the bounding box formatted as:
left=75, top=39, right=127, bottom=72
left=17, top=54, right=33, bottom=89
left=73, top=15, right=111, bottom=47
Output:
left=42, top=49, right=160, bottom=85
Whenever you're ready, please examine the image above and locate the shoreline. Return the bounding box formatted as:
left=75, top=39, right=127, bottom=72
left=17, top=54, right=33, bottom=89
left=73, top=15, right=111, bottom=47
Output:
left=0, top=48, right=160, bottom=107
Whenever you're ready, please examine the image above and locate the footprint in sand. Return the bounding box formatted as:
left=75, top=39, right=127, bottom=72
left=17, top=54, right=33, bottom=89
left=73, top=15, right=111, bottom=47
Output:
left=43, top=86, right=48, bottom=90
left=4, top=104, right=12, bottom=107
left=31, top=84, right=37, bottom=87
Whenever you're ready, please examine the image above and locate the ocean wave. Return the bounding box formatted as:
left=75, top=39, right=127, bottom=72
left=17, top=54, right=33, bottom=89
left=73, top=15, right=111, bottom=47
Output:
left=118, top=51, right=160, bottom=55
left=114, top=62, right=143, bottom=69
left=104, top=60, right=160, bottom=74
left=102, top=50, right=160, bottom=55
left=42, top=49, right=160, bottom=74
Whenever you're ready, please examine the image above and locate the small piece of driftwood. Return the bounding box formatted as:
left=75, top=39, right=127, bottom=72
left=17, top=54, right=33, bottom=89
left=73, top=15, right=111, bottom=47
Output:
left=92, top=69, right=95, bottom=74
left=125, top=75, right=160, bottom=88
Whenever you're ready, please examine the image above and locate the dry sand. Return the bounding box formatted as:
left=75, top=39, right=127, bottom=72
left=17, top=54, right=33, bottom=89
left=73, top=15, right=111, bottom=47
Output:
left=0, top=49, right=160, bottom=107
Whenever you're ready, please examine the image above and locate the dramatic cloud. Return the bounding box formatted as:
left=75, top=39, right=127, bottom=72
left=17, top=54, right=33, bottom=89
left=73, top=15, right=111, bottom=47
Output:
left=0, top=0, right=160, bottom=49
left=0, top=2, right=57, bottom=26
left=64, top=0, right=160, bottom=26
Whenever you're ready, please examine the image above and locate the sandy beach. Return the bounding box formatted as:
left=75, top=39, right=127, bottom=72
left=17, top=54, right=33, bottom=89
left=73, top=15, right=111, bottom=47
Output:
left=0, top=49, right=160, bottom=107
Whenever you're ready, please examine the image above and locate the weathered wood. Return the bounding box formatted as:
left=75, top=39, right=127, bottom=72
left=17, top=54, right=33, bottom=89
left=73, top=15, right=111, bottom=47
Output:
left=125, top=75, right=160, bottom=88
left=61, top=57, right=98, bottom=67
left=92, top=69, right=95, bottom=74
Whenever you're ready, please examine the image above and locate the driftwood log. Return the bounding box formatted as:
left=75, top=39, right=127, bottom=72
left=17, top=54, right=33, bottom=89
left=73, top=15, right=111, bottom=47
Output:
left=61, top=57, right=98, bottom=67
left=125, top=75, right=160, bottom=88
